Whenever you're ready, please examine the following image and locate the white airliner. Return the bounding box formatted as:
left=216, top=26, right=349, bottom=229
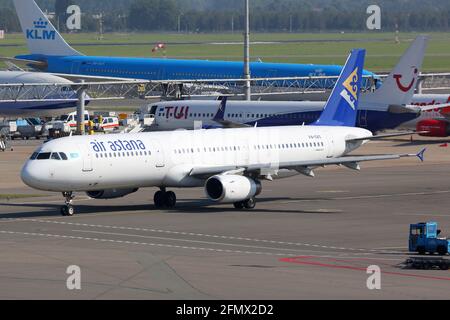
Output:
left=145, top=36, right=428, bottom=134
left=21, top=49, right=425, bottom=216
left=0, top=71, right=78, bottom=117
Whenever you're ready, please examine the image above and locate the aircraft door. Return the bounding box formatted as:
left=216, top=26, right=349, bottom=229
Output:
left=79, top=144, right=93, bottom=172
left=153, top=142, right=165, bottom=168
left=325, top=134, right=335, bottom=158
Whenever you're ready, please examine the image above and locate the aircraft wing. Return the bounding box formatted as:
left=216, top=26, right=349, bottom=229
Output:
left=50, top=73, right=144, bottom=83
left=346, top=131, right=426, bottom=142
left=418, top=103, right=450, bottom=121
left=189, top=149, right=425, bottom=178
left=213, top=120, right=252, bottom=128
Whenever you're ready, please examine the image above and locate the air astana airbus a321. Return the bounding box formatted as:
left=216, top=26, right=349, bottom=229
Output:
left=21, top=49, right=425, bottom=216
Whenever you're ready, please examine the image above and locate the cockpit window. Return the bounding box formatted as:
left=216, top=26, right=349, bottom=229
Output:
left=30, top=152, right=69, bottom=161
left=51, top=153, right=61, bottom=160
left=36, top=152, right=51, bottom=160
left=150, top=105, right=158, bottom=115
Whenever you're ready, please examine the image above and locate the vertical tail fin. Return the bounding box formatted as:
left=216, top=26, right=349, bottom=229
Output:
left=314, top=49, right=366, bottom=127
left=361, top=36, right=428, bottom=106
left=213, top=97, right=228, bottom=122
left=13, top=0, right=81, bottom=56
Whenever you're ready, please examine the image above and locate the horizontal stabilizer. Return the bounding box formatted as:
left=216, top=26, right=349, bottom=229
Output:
left=0, top=56, right=46, bottom=68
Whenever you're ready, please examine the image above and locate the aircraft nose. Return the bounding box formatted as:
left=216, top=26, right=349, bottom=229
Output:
left=21, top=161, right=46, bottom=190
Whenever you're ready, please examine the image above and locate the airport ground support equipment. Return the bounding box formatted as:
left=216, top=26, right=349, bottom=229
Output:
left=409, top=222, right=450, bottom=255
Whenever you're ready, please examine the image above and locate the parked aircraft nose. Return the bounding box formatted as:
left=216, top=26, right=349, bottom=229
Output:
left=21, top=161, right=49, bottom=190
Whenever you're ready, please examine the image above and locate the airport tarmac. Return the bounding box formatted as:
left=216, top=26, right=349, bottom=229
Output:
left=0, top=137, right=450, bottom=299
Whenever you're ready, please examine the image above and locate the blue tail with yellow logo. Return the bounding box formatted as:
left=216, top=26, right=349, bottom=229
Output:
left=313, top=49, right=366, bottom=127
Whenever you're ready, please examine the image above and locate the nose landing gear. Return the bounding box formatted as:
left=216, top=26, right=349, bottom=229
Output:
left=61, top=192, right=75, bottom=216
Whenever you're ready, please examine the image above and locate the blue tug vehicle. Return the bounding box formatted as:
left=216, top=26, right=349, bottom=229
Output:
left=404, top=222, right=450, bottom=270
left=409, top=222, right=450, bottom=256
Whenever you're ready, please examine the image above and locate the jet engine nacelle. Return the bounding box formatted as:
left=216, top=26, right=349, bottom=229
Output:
left=205, top=175, right=262, bottom=203
left=417, top=119, right=450, bottom=137
left=86, top=188, right=139, bottom=199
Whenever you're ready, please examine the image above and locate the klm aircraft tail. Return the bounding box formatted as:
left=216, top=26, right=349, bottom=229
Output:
left=361, top=36, right=428, bottom=106
left=13, top=0, right=81, bottom=56
left=314, top=49, right=366, bottom=127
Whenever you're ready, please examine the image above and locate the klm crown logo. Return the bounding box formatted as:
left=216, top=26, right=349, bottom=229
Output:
left=33, top=18, right=48, bottom=29
left=340, top=68, right=359, bottom=110
left=26, top=18, right=56, bottom=40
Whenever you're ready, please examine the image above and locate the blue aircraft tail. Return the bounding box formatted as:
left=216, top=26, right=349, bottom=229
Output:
left=213, top=97, right=228, bottom=122
left=313, top=49, right=366, bottom=127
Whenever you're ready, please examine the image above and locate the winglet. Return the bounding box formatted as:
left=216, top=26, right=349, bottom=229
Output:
left=213, top=97, right=227, bottom=122
left=416, top=148, right=426, bottom=162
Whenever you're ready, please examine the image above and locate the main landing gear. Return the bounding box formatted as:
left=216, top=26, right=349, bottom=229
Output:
left=154, top=188, right=177, bottom=208
left=233, top=197, right=256, bottom=210
left=60, top=192, right=75, bottom=216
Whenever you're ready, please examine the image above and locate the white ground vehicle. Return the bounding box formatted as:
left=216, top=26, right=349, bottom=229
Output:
left=45, top=111, right=90, bottom=133
left=93, top=116, right=120, bottom=132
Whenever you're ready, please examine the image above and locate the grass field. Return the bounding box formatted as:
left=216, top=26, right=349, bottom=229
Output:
left=2, top=32, right=450, bottom=72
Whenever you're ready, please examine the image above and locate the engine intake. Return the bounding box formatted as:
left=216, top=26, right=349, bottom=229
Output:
left=86, top=188, right=139, bottom=199
left=205, top=175, right=262, bottom=203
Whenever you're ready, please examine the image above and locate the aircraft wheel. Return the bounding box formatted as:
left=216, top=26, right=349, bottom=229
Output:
left=243, top=198, right=256, bottom=209
left=154, top=191, right=165, bottom=208
left=164, top=191, right=177, bottom=208
left=61, top=205, right=74, bottom=216
left=233, top=202, right=245, bottom=209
